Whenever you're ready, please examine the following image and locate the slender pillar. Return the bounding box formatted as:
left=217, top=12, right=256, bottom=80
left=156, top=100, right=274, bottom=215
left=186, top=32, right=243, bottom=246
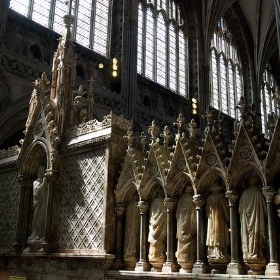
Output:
left=226, top=190, right=244, bottom=274
left=0, top=0, right=9, bottom=45
left=192, top=194, right=208, bottom=273
left=135, top=201, right=150, bottom=271
left=262, top=186, right=280, bottom=276
left=42, top=169, right=58, bottom=253
left=13, top=177, right=32, bottom=253
left=113, top=204, right=126, bottom=269
left=162, top=198, right=178, bottom=272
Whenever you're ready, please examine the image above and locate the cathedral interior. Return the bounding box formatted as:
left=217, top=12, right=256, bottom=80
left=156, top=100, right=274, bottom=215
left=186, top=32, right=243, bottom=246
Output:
left=1, top=0, right=280, bottom=279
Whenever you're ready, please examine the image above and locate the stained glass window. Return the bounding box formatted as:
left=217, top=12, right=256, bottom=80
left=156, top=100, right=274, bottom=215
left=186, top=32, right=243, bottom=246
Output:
left=9, top=0, right=111, bottom=57
left=137, top=0, right=187, bottom=96
left=210, top=17, right=243, bottom=118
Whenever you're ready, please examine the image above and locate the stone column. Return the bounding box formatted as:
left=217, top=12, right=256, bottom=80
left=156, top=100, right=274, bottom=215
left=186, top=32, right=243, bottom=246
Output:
left=192, top=194, right=207, bottom=273
left=226, top=190, right=244, bottom=274
left=13, top=177, right=33, bottom=253
left=135, top=201, right=150, bottom=271
left=42, top=169, right=58, bottom=253
left=162, top=199, right=178, bottom=272
left=113, top=204, right=126, bottom=269
left=0, top=0, right=9, bottom=45
left=262, top=186, right=280, bottom=276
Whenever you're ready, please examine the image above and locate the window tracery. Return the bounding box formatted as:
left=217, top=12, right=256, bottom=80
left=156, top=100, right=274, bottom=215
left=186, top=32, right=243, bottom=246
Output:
left=137, top=0, right=187, bottom=97
left=260, top=67, right=278, bottom=136
left=210, top=18, right=243, bottom=119
left=9, top=0, right=111, bottom=57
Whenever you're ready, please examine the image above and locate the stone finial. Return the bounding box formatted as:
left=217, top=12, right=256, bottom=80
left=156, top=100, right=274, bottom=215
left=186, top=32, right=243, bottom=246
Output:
left=173, top=113, right=185, bottom=139
left=202, top=106, right=214, bottom=130
left=148, top=120, right=159, bottom=144
left=187, top=119, right=197, bottom=138
left=123, top=127, right=135, bottom=151
left=140, top=132, right=147, bottom=154
left=161, top=126, right=171, bottom=149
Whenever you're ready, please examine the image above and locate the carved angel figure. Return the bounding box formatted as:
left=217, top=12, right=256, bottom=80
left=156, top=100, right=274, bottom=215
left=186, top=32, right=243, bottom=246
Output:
left=239, top=176, right=267, bottom=260
left=148, top=189, right=167, bottom=262
left=28, top=166, right=48, bottom=241
left=175, top=185, right=196, bottom=262
left=206, top=182, right=229, bottom=259
left=124, top=196, right=140, bottom=263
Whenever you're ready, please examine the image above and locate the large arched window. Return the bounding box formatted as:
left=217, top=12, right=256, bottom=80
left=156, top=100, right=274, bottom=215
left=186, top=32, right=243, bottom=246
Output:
left=210, top=18, right=243, bottom=118
left=9, top=0, right=111, bottom=57
left=137, top=0, right=187, bottom=97
left=260, top=67, right=278, bottom=136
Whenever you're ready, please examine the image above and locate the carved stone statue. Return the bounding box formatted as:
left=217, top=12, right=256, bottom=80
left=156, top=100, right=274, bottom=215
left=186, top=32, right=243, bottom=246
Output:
left=206, top=182, right=229, bottom=259
left=28, top=166, right=47, bottom=241
left=148, top=188, right=167, bottom=267
left=175, top=185, right=196, bottom=272
left=239, top=176, right=267, bottom=260
left=124, top=195, right=140, bottom=268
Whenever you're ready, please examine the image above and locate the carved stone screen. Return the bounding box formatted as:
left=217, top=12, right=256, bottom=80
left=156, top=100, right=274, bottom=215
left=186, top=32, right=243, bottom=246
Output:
left=0, top=169, right=20, bottom=252
left=57, top=149, right=106, bottom=250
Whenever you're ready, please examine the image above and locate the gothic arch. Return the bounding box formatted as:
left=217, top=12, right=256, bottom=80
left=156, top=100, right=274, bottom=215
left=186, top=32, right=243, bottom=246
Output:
left=115, top=181, right=139, bottom=205
left=20, top=139, right=49, bottom=177
left=139, top=177, right=165, bottom=201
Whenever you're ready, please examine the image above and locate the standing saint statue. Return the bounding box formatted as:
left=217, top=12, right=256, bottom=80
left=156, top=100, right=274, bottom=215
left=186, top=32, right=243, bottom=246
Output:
left=175, top=185, right=196, bottom=262
left=28, top=166, right=48, bottom=241
left=239, top=176, right=267, bottom=260
left=206, top=182, right=229, bottom=259
left=124, top=195, right=140, bottom=268
left=148, top=188, right=167, bottom=263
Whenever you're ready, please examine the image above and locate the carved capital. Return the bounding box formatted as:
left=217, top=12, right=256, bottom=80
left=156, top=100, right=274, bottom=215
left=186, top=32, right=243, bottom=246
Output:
left=226, top=190, right=239, bottom=206
left=45, top=169, right=59, bottom=181
left=164, top=198, right=177, bottom=212
left=193, top=194, right=205, bottom=209
left=17, top=176, right=33, bottom=187
left=115, top=204, right=126, bottom=216
left=138, top=201, right=149, bottom=214
left=262, top=186, right=276, bottom=203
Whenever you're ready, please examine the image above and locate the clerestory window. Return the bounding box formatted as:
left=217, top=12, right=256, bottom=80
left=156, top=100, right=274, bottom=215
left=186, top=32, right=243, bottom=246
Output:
left=260, top=67, right=278, bottom=136
left=137, top=0, right=187, bottom=97
left=210, top=18, right=243, bottom=119
left=9, top=0, right=111, bottom=57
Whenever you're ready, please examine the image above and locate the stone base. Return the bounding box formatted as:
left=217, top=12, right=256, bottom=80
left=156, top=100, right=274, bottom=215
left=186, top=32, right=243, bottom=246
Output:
left=245, top=258, right=266, bottom=275
left=226, top=262, right=245, bottom=275
left=111, top=259, right=125, bottom=270
left=178, top=259, right=194, bottom=273
left=150, top=260, right=165, bottom=272
left=265, top=262, right=280, bottom=276
left=208, top=257, right=228, bottom=274
left=162, top=261, right=179, bottom=272
left=135, top=261, right=151, bottom=272
left=192, top=262, right=208, bottom=274
left=27, top=240, right=44, bottom=253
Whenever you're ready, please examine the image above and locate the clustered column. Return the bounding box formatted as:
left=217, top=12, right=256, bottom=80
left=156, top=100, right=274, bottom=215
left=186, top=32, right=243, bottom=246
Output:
left=226, top=190, right=244, bottom=275
left=262, top=186, right=280, bottom=276
left=114, top=203, right=126, bottom=268
left=135, top=201, right=150, bottom=271
left=162, top=198, right=178, bottom=272
left=192, top=194, right=207, bottom=273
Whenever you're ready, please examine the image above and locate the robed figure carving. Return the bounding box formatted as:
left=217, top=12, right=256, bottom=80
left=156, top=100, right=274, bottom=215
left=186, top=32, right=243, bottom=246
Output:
left=206, top=182, right=229, bottom=260
left=148, top=188, right=167, bottom=265
left=175, top=185, right=196, bottom=272
left=239, top=176, right=267, bottom=260
left=28, top=166, right=48, bottom=241
left=124, top=196, right=140, bottom=268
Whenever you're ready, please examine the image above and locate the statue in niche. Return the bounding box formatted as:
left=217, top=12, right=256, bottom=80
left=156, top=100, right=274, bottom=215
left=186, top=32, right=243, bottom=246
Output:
left=148, top=188, right=167, bottom=262
left=206, top=182, right=229, bottom=259
left=28, top=165, right=48, bottom=241
left=123, top=194, right=140, bottom=268
left=239, top=176, right=267, bottom=260
left=175, top=185, right=196, bottom=263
